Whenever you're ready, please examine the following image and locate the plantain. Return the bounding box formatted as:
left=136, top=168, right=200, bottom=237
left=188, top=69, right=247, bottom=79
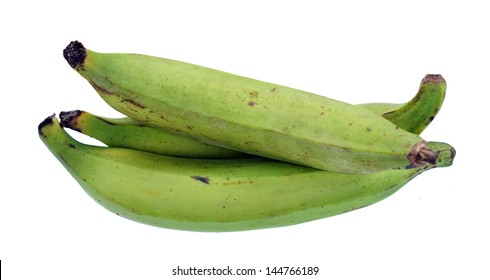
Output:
left=63, top=41, right=442, bottom=173
left=59, top=110, right=249, bottom=159
left=59, top=74, right=446, bottom=159
left=39, top=115, right=455, bottom=232
left=359, top=74, right=446, bottom=135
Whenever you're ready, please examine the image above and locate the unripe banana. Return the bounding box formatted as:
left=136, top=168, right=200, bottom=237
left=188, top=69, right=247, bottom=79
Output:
left=59, top=110, right=249, bottom=159
left=63, top=41, right=441, bottom=173
left=359, top=74, right=446, bottom=135
left=39, top=115, right=455, bottom=232
left=59, top=74, right=445, bottom=159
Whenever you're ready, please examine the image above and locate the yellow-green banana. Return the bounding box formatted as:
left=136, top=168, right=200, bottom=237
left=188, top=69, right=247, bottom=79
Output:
left=359, top=74, right=446, bottom=135
left=63, top=41, right=441, bottom=173
left=39, top=115, right=455, bottom=232
left=59, top=74, right=445, bottom=159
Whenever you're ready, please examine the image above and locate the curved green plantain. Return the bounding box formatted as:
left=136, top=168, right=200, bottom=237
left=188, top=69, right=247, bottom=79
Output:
left=63, top=41, right=441, bottom=173
left=59, top=110, right=249, bottom=159
left=39, top=115, right=455, bottom=232
left=59, top=74, right=446, bottom=159
left=60, top=74, right=446, bottom=159
left=359, top=74, right=446, bottom=135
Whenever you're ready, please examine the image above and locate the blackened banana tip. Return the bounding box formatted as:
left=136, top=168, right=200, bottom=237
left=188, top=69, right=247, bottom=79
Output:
left=38, top=114, right=56, bottom=136
left=422, top=74, right=445, bottom=84
left=59, top=110, right=82, bottom=131
left=63, top=41, right=86, bottom=69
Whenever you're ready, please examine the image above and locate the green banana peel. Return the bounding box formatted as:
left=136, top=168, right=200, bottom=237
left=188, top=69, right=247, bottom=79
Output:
left=59, top=110, right=249, bottom=159
left=59, top=74, right=446, bottom=160
left=63, top=41, right=441, bottom=173
left=359, top=74, right=446, bottom=135
left=39, top=115, right=455, bottom=232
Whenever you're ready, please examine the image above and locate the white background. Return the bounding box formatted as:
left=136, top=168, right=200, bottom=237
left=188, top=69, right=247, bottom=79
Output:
left=1, top=0, right=488, bottom=279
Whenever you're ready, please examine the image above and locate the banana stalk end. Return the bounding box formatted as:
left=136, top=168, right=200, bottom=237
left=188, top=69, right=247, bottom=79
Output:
left=59, top=110, right=83, bottom=132
left=407, top=141, right=438, bottom=168
left=422, top=74, right=445, bottom=84
left=63, top=41, right=86, bottom=69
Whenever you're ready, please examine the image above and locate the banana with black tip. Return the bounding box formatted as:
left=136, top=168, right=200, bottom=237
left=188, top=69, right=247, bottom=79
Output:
left=39, top=115, right=455, bottom=232
left=63, top=41, right=442, bottom=173
left=59, top=74, right=446, bottom=159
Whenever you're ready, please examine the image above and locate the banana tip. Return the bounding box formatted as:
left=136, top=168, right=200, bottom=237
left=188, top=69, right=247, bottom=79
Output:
left=63, top=41, right=86, bottom=69
left=407, top=141, right=438, bottom=168
left=59, top=110, right=82, bottom=131
left=38, top=114, right=56, bottom=136
left=422, top=74, right=445, bottom=84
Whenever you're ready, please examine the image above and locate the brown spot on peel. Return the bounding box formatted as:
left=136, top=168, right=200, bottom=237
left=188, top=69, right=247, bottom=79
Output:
left=192, top=176, right=210, bottom=184
left=89, top=81, right=113, bottom=96
left=121, top=99, right=146, bottom=109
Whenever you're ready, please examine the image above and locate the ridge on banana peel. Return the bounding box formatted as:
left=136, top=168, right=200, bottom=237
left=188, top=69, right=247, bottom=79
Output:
left=359, top=74, right=446, bottom=135
left=39, top=115, right=455, bottom=232
left=64, top=40, right=442, bottom=174
left=59, top=74, right=446, bottom=159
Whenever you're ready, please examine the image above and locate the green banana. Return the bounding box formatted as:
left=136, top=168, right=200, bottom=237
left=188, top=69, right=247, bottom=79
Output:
left=59, top=110, right=249, bottom=159
left=59, top=74, right=445, bottom=159
left=39, top=115, right=455, bottom=232
left=359, top=74, right=446, bottom=135
left=63, top=41, right=441, bottom=173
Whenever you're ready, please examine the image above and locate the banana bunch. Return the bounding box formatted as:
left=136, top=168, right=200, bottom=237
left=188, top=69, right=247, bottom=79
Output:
left=38, top=40, right=455, bottom=231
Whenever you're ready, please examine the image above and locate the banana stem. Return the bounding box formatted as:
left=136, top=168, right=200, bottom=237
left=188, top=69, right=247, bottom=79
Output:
left=407, top=141, right=438, bottom=167
left=63, top=41, right=86, bottom=69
